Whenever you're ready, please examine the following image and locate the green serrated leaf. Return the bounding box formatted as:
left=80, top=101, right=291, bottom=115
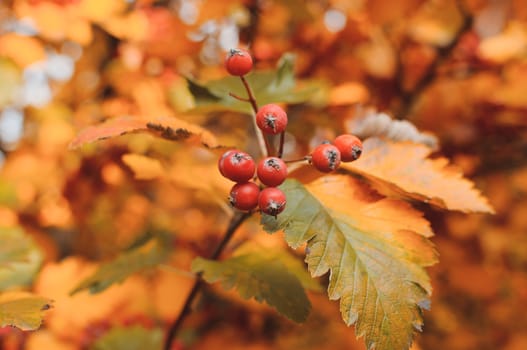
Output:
left=91, top=326, right=163, bottom=350
left=192, top=250, right=311, bottom=323
left=0, top=227, right=43, bottom=291
left=262, top=177, right=437, bottom=350
left=184, top=53, right=320, bottom=114
left=233, top=242, right=322, bottom=292
left=70, top=237, right=169, bottom=295
left=0, top=292, right=52, bottom=331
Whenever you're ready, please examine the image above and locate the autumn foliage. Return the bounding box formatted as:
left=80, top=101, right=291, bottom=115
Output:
left=1, top=0, right=526, bottom=349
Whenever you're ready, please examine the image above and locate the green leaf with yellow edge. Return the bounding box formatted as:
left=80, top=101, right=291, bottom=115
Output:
left=340, top=138, right=494, bottom=213
left=0, top=292, right=52, bottom=331
left=91, top=326, right=163, bottom=350
left=70, top=237, right=169, bottom=295
left=185, top=53, right=320, bottom=114
left=192, top=245, right=312, bottom=323
left=262, top=177, right=437, bottom=350
left=0, top=227, right=43, bottom=291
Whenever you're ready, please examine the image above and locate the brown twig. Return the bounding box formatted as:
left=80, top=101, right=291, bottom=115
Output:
left=278, top=132, right=286, bottom=158
left=163, top=212, right=251, bottom=350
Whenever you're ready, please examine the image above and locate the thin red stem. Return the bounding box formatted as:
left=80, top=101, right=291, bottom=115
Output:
left=284, top=155, right=310, bottom=164
left=229, top=92, right=251, bottom=102
left=240, top=76, right=259, bottom=114
left=278, top=132, right=285, bottom=158
left=239, top=75, right=274, bottom=157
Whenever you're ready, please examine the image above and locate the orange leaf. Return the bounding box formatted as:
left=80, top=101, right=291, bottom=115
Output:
left=69, top=115, right=220, bottom=149
left=69, top=116, right=146, bottom=149
left=328, top=82, right=369, bottom=106
left=341, top=138, right=494, bottom=213
left=122, top=154, right=165, bottom=180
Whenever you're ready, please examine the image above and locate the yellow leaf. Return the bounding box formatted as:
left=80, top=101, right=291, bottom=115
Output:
left=310, top=177, right=434, bottom=239
left=407, top=0, right=464, bottom=47
left=341, top=138, right=494, bottom=213
left=122, top=154, right=165, bottom=180
left=78, top=0, right=128, bottom=23
left=0, top=292, right=52, bottom=331
left=0, top=34, right=45, bottom=67
left=67, top=19, right=93, bottom=45
left=478, top=21, right=527, bottom=63
left=103, top=12, right=149, bottom=41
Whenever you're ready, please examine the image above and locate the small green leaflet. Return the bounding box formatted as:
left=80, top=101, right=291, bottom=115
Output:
left=70, top=237, right=169, bottom=295
left=0, top=292, right=52, bottom=331
left=91, top=326, right=163, bottom=350
left=0, top=227, right=43, bottom=291
left=184, top=53, right=320, bottom=114
left=262, top=178, right=437, bottom=350
left=192, top=245, right=312, bottom=323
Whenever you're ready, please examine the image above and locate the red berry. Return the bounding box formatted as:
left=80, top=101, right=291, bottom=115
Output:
left=334, top=134, right=363, bottom=162
left=220, top=150, right=255, bottom=182
left=218, top=149, right=237, bottom=176
left=229, top=182, right=260, bottom=211
left=225, top=49, right=253, bottom=76
left=257, top=157, right=288, bottom=187
left=311, top=144, right=341, bottom=172
left=258, top=187, right=286, bottom=216
left=256, top=104, right=288, bottom=135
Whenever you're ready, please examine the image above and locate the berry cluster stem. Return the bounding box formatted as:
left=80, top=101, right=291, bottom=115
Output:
left=240, top=76, right=258, bottom=114
left=238, top=76, right=275, bottom=157
left=284, top=156, right=310, bottom=164
left=278, top=131, right=285, bottom=158
left=164, top=212, right=251, bottom=350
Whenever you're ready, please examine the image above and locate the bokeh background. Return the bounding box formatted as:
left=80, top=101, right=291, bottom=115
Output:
left=1, top=0, right=527, bottom=349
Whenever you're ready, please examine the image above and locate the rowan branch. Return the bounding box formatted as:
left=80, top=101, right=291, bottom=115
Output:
left=163, top=211, right=251, bottom=350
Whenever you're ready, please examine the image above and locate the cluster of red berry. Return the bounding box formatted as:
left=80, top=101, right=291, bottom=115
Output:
left=309, top=134, right=363, bottom=172
left=219, top=150, right=288, bottom=216
left=219, top=49, right=363, bottom=217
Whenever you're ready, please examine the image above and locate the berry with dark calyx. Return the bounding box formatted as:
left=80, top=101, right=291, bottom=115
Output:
left=229, top=182, right=260, bottom=211
left=218, top=149, right=237, bottom=176
left=219, top=150, right=255, bottom=182
left=259, top=187, right=286, bottom=217
left=256, top=104, right=288, bottom=135
left=333, top=134, right=363, bottom=162
left=225, top=49, right=253, bottom=76
left=311, top=143, right=341, bottom=173
left=257, top=157, right=288, bottom=187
